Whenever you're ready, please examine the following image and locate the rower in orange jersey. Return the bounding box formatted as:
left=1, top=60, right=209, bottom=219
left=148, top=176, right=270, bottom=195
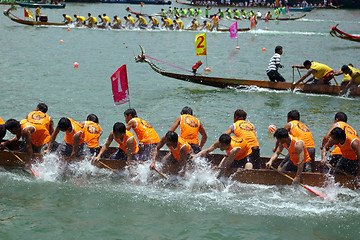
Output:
left=124, top=109, right=160, bottom=161
left=278, top=110, right=315, bottom=171
left=169, top=107, right=207, bottom=154
left=321, top=127, right=360, bottom=176
left=225, top=109, right=261, bottom=169
left=82, top=114, right=102, bottom=156
left=2, top=118, right=51, bottom=160
left=26, top=103, right=54, bottom=136
left=266, top=128, right=312, bottom=184
left=150, top=131, right=191, bottom=170
left=46, top=117, right=88, bottom=159
left=197, top=134, right=252, bottom=169
left=95, top=122, right=139, bottom=162
left=0, top=115, right=6, bottom=140
left=321, top=112, right=357, bottom=171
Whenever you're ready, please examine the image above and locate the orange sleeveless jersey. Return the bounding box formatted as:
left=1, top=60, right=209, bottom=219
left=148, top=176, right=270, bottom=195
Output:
left=114, top=130, right=139, bottom=154
left=20, top=119, right=50, bottom=147
left=0, top=116, right=4, bottom=125
left=284, top=135, right=311, bottom=166
left=26, top=111, right=51, bottom=131
left=331, top=122, right=357, bottom=155
left=337, top=134, right=359, bottom=160
left=233, top=120, right=259, bottom=148
left=64, top=118, right=85, bottom=145
left=133, top=117, right=160, bottom=145
left=226, top=136, right=252, bottom=161
left=180, top=114, right=200, bottom=145
left=289, top=120, right=315, bottom=148
left=83, top=121, right=102, bottom=148
left=169, top=137, right=190, bottom=162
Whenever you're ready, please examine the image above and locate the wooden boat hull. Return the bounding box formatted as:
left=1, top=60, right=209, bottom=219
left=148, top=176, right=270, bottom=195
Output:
left=101, top=0, right=171, bottom=4
left=330, top=24, right=360, bottom=43
left=136, top=51, right=360, bottom=97
left=3, top=9, right=67, bottom=26
left=0, top=149, right=358, bottom=189
left=289, top=7, right=314, bottom=12
left=15, top=1, right=66, bottom=8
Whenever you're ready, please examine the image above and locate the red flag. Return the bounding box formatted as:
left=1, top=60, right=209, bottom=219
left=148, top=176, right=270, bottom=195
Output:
left=24, top=8, right=29, bottom=18
left=111, top=65, right=130, bottom=105
left=250, top=16, right=256, bottom=29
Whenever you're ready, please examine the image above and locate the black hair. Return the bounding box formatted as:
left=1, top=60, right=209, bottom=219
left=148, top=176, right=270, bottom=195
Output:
left=219, top=134, right=231, bottom=145
left=303, top=60, right=311, bottom=66
left=330, top=127, right=346, bottom=141
left=58, top=117, right=71, bottom=131
left=5, top=119, right=20, bottom=131
left=234, top=109, right=247, bottom=120
left=113, top=122, right=126, bottom=134
left=275, top=46, right=282, bottom=53
left=87, top=114, right=99, bottom=123
left=124, top=109, right=137, bottom=118
left=274, top=128, right=289, bottom=139
left=287, top=110, right=300, bottom=121
left=165, top=131, right=178, bottom=143
left=341, top=65, right=351, bottom=72
left=181, top=106, right=193, bottom=115
left=335, top=112, right=347, bottom=123
left=37, top=103, right=48, bottom=113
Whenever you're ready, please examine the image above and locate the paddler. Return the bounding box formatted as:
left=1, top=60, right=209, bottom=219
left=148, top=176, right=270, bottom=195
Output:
left=0, top=115, right=5, bottom=141
left=188, top=8, right=195, bottom=17
left=169, top=107, right=207, bottom=154
left=135, top=14, right=148, bottom=29
left=2, top=118, right=51, bottom=158
left=161, top=17, right=174, bottom=30
left=45, top=117, right=88, bottom=159
left=174, top=7, right=181, bottom=18
left=266, top=46, right=286, bottom=82
left=240, top=9, right=247, bottom=19
left=210, top=13, right=219, bottom=31
left=266, top=128, right=312, bottom=184
left=181, top=8, right=188, bottom=17
left=233, top=9, right=241, bottom=19
left=292, top=60, right=334, bottom=86
left=148, top=16, right=159, bottom=29
left=26, top=103, right=54, bottom=136
left=264, top=11, right=272, bottom=21
left=112, top=15, right=123, bottom=29
left=86, top=13, right=97, bottom=27
left=150, top=131, right=192, bottom=170
left=160, top=8, right=167, bottom=18
left=321, top=127, right=360, bottom=176
left=102, top=13, right=111, bottom=27
left=95, top=122, right=139, bottom=162
left=200, top=20, right=211, bottom=31
left=62, top=14, right=73, bottom=24
left=334, top=64, right=360, bottom=94
left=248, top=10, right=255, bottom=18
left=174, top=17, right=184, bottom=30
left=125, top=14, right=135, bottom=29
left=195, top=8, right=202, bottom=17
left=35, top=6, right=41, bottom=22
left=82, top=114, right=102, bottom=156
left=188, top=18, right=200, bottom=30
left=225, top=109, right=261, bottom=169
left=74, top=14, right=86, bottom=25
left=321, top=112, right=357, bottom=172
left=196, top=134, right=252, bottom=169
left=124, top=109, right=160, bottom=161
left=217, top=8, right=225, bottom=19
left=167, top=7, right=173, bottom=16
left=225, top=8, right=232, bottom=19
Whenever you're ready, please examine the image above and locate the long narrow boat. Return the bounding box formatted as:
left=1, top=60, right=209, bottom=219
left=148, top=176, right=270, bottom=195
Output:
left=101, top=0, right=171, bottom=4
left=288, top=6, right=314, bottom=12
left=3, top=8, right=66, bottom=26
left=135, top=47, right=360, bottom=97
left=330, top=24, right=360, bottom=43
left=0, top=148, right=358, bottom=189
left=15, top=1, right=66, bottom=9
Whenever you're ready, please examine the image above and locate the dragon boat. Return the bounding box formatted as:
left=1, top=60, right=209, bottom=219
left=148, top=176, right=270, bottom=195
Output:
left=15, top=1, right=65, bottom=9
left=330, top=24, right=360, bottom=43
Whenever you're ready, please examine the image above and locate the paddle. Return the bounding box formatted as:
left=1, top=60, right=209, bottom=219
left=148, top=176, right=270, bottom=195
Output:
left=325, top=163, right=355, bottom=179
left=153, top=168, right=168, bottom=180
left=270, top=166, right=326, bottom=199
left=5, top=147, right=39, bottom=178
left=291, top=68, right=303, bottom=92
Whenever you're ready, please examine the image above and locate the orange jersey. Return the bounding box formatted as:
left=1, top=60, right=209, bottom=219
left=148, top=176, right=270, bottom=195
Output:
left=331, top=121, right=357, bottom=155
left=180, top=114, right=200, bottom=145
left=64, top=118, right=85, bottom=145
left=26, top=111, right=51, bottom=131
left=226, top=136, right=252, bottom=161
left=114, top=130, right=139, bottom=154
left=132, top=117, right=160, bottom=145
left=232, top=120, right=259, bottom=148
left=284, top=135, right=312, bottom=166
left=0, top=116, right=4, bottom=125
left=83, top=121, right=102, bottom=148
left=169, top=137, right=190, bottom=162
left=20, top=119, right=50, bottom=147
left=288, top=120, right=315, bottom=148
left=337, top=134, right=359, bottom=160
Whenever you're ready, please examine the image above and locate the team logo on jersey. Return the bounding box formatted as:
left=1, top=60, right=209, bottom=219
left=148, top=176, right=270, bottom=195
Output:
left=141, top=120, right=153, bottom=129
left=185, top=116, right=198, bottom=128
left=296, top=123, right=310, bottom=132
left=28, top=112, right=47, bottom=125
left=238, top=122, right=254, bottom=131
left=232, top=137, right=244, bottom=144
left=87, top=123, right=101, bottom=134
left=343, top=125, right=356, bottom=135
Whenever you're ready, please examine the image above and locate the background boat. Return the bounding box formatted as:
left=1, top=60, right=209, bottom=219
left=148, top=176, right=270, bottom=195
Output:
left=289, top=6, right=315, bottom=12
left=15, top=1, right=66, bottom=8
left=101, top=0, right=171, bottom=5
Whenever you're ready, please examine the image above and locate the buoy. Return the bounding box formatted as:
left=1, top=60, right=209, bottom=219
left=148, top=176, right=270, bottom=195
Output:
left=74, top=62, right=79, bottom=68
left=236, top=46, right=240, bottom=49
left=204, top=67, right=211, bottom=71
left=262, top=47, right=266, bottom=52
left=286, top=22, right=289, bottom=24
left=264, top=27, right=269, bottom=30
left=60, top=40, right=64, bottom=43
left=67, top=28, right=70, bottom=32
left=268, top=125, right=277, bottom=133
left=77, top=12, right=79, bottom=14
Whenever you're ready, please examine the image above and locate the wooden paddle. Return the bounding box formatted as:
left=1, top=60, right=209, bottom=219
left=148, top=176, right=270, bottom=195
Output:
left=153, top=168, right=168, bottom=180
left=325, top=163, right=355, bottom=179
left=270, top=166, right=326, bottom=199
left=5, top=147, right=39, bottom=178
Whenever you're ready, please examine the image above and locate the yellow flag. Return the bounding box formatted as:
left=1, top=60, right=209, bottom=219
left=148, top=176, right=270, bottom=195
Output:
left=26, top=9, right=34, bottom=20
left=195, top=33, right=207, bottom=56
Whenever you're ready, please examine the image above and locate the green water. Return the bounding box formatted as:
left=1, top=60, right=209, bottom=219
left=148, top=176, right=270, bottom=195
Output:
left=1, top=3, right=360, bottom=239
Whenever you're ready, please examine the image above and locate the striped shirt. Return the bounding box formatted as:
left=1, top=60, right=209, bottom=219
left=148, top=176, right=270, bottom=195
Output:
left=266, top=53, right=283, bottom=73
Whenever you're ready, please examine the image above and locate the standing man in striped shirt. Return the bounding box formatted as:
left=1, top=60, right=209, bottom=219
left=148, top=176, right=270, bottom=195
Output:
left=266, top=46, right=286, bottom=82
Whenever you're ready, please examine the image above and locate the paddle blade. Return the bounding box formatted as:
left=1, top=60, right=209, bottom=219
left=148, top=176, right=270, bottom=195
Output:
left=30, top=169, right=39, bottom=178
left=302, top=185, right=326, bottom=199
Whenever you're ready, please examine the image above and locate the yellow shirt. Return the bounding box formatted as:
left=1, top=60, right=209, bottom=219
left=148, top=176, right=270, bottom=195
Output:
left=310, top=61, right=333, bottom=79
left=114, top=17, right=122, bottom=25
left=152, top=17, right=159, bottom=25
left=103, top=16, right=110, bottom=23
left=176, top=19, right=183, bottom=29
left=348, top=66, right=360, bottom=84
left=139, top=16, right=147, bottom=25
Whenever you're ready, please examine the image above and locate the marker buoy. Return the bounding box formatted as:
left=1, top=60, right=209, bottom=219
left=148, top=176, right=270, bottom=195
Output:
left=67, top=28, right=70, bottom=32
left=262, top=47, right=266, bottom=52
left=236, top=46, right=240, bottom=49
left=268, top=125, right=277, bottom=133
left=60, top=40, right=64, bottom=43
left=204, top=67, right=211, bottom=71
left=286, top=22, right=289, bottom=24
left=74, top=62, right=79, bottom=68
left=264, top=27, right=269, bottom=30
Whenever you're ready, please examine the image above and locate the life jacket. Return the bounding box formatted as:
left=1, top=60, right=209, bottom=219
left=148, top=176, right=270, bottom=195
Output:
left=0, top=116, right=4, bottom=125
left=331, top=122, right=357, bottom=155
left=226, top=136, right=252, bottom=161
left=64, top=118, right=85, bottom=145
left=114, top=130, right=139, bottom=154
left=83, top=121, right=102, bottom=148
left=289, top=120, right=315, bottom=148
left=283, top=135, right=311, bottom=166
left=132, top=117, right=160, bottom=145
left=20, top=119, right=50, bottom=147
left=336, top=134, right=359, bottom=160
left=233, top=120, right=259, bottom=148
left=169, top=137, right=190, bottom=162
left=180, top=114, right=200, bottom=145
left=26, top=111, right=51, bottom=131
